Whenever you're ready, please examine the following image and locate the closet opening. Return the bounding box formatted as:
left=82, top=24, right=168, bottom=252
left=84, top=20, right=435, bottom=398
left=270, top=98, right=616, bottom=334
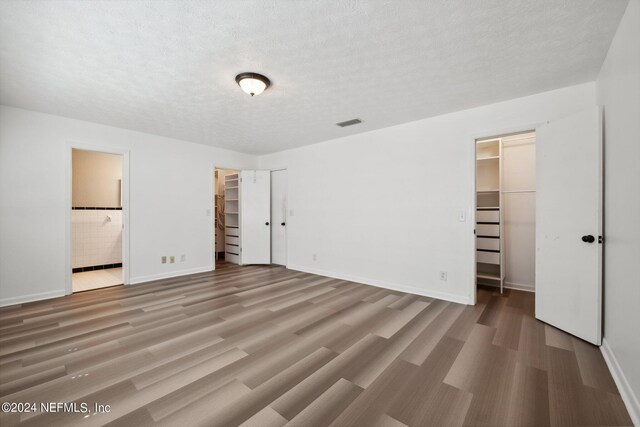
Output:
left=71, top=148, right=124, bottom=292
left=214, top=167, right=240, bottom=268
left=475, top=131, right=536, bottom=295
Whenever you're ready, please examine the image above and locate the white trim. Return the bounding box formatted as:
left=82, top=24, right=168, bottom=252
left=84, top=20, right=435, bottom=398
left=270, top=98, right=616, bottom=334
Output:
left=288, top=264, right=472, bottom=305
left=504, top=281, right=535, bottom=292
left=212, top=164, right=217, bottom=270
left=129, top=266, right=213, bottom=285
left=66, top=142, right=131, bottom=294
left=596, top=105, right=604, bottom=346
left=0, top=290, right=66, bottom=308
left=480, top=281, right=535, bottom=293
left=600, top=338, right=640, bottom=426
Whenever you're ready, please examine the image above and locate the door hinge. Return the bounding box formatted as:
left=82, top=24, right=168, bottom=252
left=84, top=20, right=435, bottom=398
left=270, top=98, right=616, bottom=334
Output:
left=598, top=235, right=603, bottom=244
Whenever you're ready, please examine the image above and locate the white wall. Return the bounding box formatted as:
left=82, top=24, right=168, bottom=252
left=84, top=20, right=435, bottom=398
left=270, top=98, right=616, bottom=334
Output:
left=259, top=83, right=597, bottom=304
left=0, top=106, right=256, bottom=306
left=596, top=0, right=640, bottom=423
left=72, top=149, right=123, bottom=207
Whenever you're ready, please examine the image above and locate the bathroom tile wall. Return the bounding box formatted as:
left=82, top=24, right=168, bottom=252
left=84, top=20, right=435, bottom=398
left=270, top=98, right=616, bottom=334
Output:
left=72, top=209, right=122, bottom=268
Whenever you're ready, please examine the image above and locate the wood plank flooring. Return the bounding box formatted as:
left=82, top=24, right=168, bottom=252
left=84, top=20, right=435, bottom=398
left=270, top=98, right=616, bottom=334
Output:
left=0, top=263, right=632, bottom=426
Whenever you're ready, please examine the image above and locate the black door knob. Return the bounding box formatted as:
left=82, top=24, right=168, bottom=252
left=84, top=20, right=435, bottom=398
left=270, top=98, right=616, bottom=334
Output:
left=281, top=222, right=286, bottom=226
left=265, top=222, right=270, bottom=226
left=582, top=235, right=595, bottom=243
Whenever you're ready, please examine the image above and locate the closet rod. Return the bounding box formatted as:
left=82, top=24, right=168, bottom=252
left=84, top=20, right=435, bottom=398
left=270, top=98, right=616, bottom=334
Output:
left=501, top=190, right=536, bottom=193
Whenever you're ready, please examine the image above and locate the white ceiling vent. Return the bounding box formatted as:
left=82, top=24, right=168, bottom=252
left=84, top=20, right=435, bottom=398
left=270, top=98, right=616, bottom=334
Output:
left=336, top=118, right=362, bottom=127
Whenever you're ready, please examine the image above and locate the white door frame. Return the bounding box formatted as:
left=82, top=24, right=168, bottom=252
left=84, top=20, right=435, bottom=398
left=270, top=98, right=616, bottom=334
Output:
left=469, top=123, right=538, bottom=306
left=65, top=142, right=131, bottom=295
left=270, top=168, right=288, bottom=267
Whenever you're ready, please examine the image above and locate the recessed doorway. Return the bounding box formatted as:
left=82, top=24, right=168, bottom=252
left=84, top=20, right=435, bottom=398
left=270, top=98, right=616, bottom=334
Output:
left=71, top=148, right=125, bottom=292
left=65, top=148, right=130, bottom=294
left=214, top=167, right=241, bottom=268
left=475, top=131, right=537, bottom=294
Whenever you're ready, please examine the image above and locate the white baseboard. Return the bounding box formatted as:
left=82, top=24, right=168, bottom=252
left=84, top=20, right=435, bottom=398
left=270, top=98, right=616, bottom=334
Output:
left=0, top=290, right=66, bottom=308
left=601, top=338, right=640, bottom=426
left=129, top=266, right=213, bottom=285
left=0, top=266, right=215, bottom=307
left=504, top=281, right=535, bottom=292
left=478, top=281, right=535, bottom=293
left=288, top=264, right=472, bottom=305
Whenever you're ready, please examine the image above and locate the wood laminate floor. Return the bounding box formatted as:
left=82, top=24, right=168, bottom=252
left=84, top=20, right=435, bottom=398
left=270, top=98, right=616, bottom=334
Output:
left=0, top=263, right=632, bottom=426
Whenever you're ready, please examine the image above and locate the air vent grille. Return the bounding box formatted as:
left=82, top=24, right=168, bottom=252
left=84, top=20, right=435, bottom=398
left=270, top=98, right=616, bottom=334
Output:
left=336, top=118, right=362, bottom=127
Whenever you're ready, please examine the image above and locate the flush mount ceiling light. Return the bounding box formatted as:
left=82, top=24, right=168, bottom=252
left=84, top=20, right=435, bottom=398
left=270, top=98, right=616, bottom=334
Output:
left=235, top=72, right=271, bottom=96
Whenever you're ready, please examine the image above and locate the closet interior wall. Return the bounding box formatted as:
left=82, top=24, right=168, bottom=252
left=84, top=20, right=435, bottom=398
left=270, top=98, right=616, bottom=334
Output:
left=502, top=132, right=536, bottom=291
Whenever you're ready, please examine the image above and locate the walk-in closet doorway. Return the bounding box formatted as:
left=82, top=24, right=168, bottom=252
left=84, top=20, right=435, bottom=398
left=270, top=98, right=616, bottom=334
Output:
left=471, top=106, right=604, bottom=345
left=475, top=131, right=537, bottom=295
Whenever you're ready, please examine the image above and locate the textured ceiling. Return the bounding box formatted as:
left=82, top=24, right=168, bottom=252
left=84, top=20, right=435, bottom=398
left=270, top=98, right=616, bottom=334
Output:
left=0, top=0, right=629, bottom=154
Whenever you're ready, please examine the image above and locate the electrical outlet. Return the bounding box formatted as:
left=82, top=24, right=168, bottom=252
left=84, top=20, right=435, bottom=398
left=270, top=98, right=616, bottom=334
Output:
left=181, top=254, right=186, bottom=262
left=439, top=271, right=447, bottom=281
left=161, top=256, right=167, bottom=264
left=170, top=256, right=175, bottom=264
left=312, top=253, right=317, bottom=261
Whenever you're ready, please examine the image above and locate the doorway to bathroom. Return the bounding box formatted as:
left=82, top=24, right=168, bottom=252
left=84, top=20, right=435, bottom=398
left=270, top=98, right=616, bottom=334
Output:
left=71, top=148, right=124, bottom=292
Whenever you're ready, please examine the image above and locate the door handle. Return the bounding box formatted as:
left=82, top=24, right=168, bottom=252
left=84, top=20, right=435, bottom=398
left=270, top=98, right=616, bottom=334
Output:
left=265, top=222, right=270, bottom=226
left=581, top=235, right=595, bottom=243
left=281, top=222, right=286, bottom=226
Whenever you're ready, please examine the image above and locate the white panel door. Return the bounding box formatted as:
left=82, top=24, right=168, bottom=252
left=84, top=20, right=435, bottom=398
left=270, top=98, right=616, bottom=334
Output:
left=271, top=170, right=287, bottom=265
left=535, top=106, right=602, bottom=344
left=240, top=170, right=271, bottom=264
